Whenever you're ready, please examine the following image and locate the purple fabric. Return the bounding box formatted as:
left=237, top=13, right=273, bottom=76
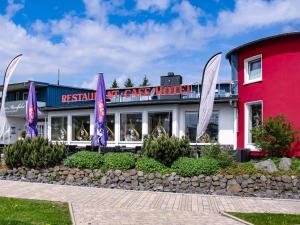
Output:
left=26, top=82, right=38, bottom=138
left=92, top=73, right=108, bottom=146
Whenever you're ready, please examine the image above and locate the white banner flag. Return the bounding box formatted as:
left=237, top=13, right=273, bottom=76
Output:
left=0, top=54, right=23, bottom=140
left=196, top=53, right=222, bottom=140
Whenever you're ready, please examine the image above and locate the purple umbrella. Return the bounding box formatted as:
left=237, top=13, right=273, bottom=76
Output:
left=92, top=73, right=108, bottom=148
left=26, top=82, right=38, bottom=138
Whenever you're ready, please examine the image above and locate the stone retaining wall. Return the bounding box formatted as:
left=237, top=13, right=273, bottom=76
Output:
left=0, top=166, right=299, bottom=199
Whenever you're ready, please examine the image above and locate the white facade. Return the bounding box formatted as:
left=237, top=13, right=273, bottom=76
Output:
left=47, top=102, right=237, bottom=148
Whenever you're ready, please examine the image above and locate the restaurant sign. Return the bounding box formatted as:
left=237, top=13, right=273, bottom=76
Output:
left=61, top=85, right=191, bottom=103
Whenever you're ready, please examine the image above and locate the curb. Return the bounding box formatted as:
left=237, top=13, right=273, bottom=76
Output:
left=69, top=202, right=77, bottom=225
left=220, top=212, right=253, bottom=225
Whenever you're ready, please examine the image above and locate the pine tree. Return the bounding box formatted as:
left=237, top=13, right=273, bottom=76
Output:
left=111, top=79, right=119, bottom=88
left=140, top=75, right=151, bottom=87
left=124, top=78, right=134, bottom=87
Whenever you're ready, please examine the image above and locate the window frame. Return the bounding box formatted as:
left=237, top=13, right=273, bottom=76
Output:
left=244, top=100, right=263, bottom=150
left=50, top=116, right=68, bottom=141
left=244, top=54, right=262, bottom=85
left=71, top=115, right=91, bottom=141
left=119, top=112, right=143, bottom=142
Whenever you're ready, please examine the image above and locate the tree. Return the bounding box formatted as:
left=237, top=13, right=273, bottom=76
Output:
left=140, top=75, right=151, bottom=87
left=111, top=79, right=119, bottom=88
left=124, top=78, right=134, bottom=87
left=251, top=115, right=298, bottom=157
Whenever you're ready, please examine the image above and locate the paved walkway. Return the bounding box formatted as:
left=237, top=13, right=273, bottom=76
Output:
left=0, top=180, right=300, bottom=225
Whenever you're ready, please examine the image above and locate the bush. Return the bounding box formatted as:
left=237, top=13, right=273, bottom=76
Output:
left=201, top=143, right=234, bottom=168
left=136, top=157, right=173, bottom=174
left=252, top=115, right=298, bottom=157
left=171, top=157, right=220, bottom=176
left=220, top=162, right=262, bottom=176
left=142, top=135, right=192, bottom=167
left=104, top=153, right=136, bottom=170
left=4, top=137, right=67, bottom=168
left=64, top=151, right=104, bottom=169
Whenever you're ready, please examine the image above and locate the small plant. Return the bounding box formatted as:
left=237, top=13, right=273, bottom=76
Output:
left=171, top=157, right=220, bottom=176
left=142, top=135, right=192, bottom=167
left=4, top=137, right=67, bottom=168
left=252, top=115, right=298, bottom=157
left=201, top=143, right=234, bottom=168
left=136, top=157, right=173, bottom=174
left=220, top=162, right=262, bottom=176
left=104, top=152, right=136, bottom=170
left=64, top=151, right=104, bottom=169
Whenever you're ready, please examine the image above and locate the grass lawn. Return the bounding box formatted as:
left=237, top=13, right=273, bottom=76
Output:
left=229, top=212, right=300, bottom=225
left=0, top=196, right=72, bottom=225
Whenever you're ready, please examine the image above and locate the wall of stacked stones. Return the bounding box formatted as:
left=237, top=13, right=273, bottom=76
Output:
left=0, top=166, right=299, bottom=199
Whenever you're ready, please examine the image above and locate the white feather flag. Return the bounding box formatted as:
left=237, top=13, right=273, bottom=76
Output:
left=0, top=54, right=23, bottom=140
left=196, top=53, right=222, bottom=140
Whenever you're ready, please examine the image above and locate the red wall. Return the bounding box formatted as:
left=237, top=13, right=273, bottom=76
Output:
left=236, top=35, right=300, bottom=156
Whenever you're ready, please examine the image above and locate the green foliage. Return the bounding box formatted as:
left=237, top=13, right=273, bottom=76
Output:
left=136, top=157, right=173, bottom=174
left=142, top=135, right=192, bottom=167
left=4, top=137, right=67, bottom=168
left=220, top=162, right=262, bottom=176
left=104, top=152, right=136, bottom=170
left=171, top=157, right=220, bottom=176
left=111, top=78, right=119, bottom=88
left=124, top=78, right=134, bottom=87
left=252, top=115, right=298, bottom=157
left=140, top=75, right=150, bottom=86
left=64, top=151, right=104, bottom=169
left=201, top=143, right=234, bottom=168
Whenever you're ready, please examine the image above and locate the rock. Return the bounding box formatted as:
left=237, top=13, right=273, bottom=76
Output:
left=255, top=159, right=278, bottom=173
left=66, top=174, right=74, bottom=183
left=137, top=171, right=144, bottom=177
left=147, top=173, right=155, bottom=180
left=0, top=168, right=7, bottom=176
left=100, top=176, right=107, bottom=185
left=129, top=169, right=137, bottom=176
left=282, top=175, right=292, bottom=183
left=279, top=158, right=292, bottom=171
left=114, top=170, right=122, bottom=176
left=225, top=175, right=233, bottom=179
left=227, top=179, right=242, bottom=193
left=260, top=175, right=267, bottom=182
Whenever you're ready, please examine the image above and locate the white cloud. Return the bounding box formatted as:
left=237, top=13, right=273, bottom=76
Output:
left=136, top=0, right=171, bottom=11
left=5, top=0, right=24, bottom=19
left=0, top=0, right=300, bottom=87
left=217, top=0, right=300, bottom=36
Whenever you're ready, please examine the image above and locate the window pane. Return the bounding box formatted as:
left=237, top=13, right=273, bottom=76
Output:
left=148, top=112, right=172, bottom=138
left=185, top=111, right=219, bottom=142
left=107, top=114, right=115, bottom=141
left=72, top=115, right=90, bottom=141
left=248, top=58, right=261, bottom=80
left=249, top=103, right=262, bottom=143
left=51, top=117, right=67, bottom=141
left=120, top=113, right=142, bottom=141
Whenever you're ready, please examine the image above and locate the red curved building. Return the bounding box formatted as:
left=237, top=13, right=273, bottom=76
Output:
left=226, top=32, right=300, bottom=157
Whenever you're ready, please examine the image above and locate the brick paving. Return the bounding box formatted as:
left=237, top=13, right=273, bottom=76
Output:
left=0, top=180, right=300, bottom=225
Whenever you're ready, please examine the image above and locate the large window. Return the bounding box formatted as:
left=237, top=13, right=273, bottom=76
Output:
left=51, top=117, right=67, bottom=141
left=120, top=113, right=142, bottom=141
left=246, top=102, right=262, bottom=145
left=106, top=114, right=115, bottom=141
left=72, top=115, right=90, bottom=141
left=244, top=55, right=262, bottom=84
left=185, top=111, right=219, bottom=142
left=148, top=112, right=172, bottom=138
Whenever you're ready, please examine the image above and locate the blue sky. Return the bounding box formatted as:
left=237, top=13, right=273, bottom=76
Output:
left=0, top=0, right=299, bottom=89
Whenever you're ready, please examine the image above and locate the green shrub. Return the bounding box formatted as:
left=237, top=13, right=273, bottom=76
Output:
left=64, top=151, right=104, bottom=169
left=4, top=137, right=67, bottom=168
left=220, top=162, right=262, bottom=176
left=142, top=135, right=192, bottom=167
left=136, top=157, right=173, bottom=174
left=201, top=143, right=234, bottom=168
left=252, top=115, right=298, bottom=157
left=171, top=157, right=220, bottom=176
left=104, top=153, right=136, bottom=170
